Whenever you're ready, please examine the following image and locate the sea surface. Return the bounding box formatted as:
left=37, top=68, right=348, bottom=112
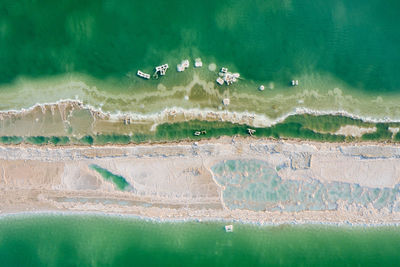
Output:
left=1, top=2, right=400, bottom=265
left=0, top=0, right=400, bottom=120
left=0, top=215, right=400, bottom=266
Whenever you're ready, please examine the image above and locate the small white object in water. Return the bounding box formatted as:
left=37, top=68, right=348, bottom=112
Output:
left=208, top=63, right=217, bottom=71
left=181, top=59, right=189, bottom=69
left=216, top=77, right=224, bottom=85
left=194, top=58, right=203, bottom=68
left=177, top=64, right=184, bottom=72
left=259, top=85, right=265, bottom=91
left=225, top=225, right=233, bottom=232
left=221, top=67, right=228, bottom=73
left=222, top=98, right=230, bottom=106
left=291, top=80, right=295, bottom=86
left=155, top=64, right=169, bottom=76
left=184, top=95, right=189, bottom=100
left=137, top=70, right=150, bottom=79
left=295, top=80, right=299, bottom=85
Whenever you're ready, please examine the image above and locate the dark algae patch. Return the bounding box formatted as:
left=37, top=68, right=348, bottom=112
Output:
left=49, top=136, right=70, bottom=145
left=394, top=132, right=400, bottom=142
left=0, top=136, right=23, bottom=144
left=90, top=164, right=130, bottom=190
left=25, top=136, right=50, bottom=145
left=95, top=134, right=131, bottom=145
left=283, top=114, right=375, bottom=132
left=361, top=124, right=393, bottom=141
left=80, top=135, right=94, bottom=145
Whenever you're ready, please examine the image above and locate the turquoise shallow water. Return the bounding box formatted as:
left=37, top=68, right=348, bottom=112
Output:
left=1, top=215, right=400, bottom=266
left=0, top=0, right=399, bottom=91
left=212, top=159, right=400, bottom=212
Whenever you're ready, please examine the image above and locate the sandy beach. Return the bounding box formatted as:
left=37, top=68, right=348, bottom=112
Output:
left=1, top=137, right=400, bottom=225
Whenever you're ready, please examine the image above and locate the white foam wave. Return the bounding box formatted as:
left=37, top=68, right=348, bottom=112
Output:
left=1, top=99, right=400, bottom=130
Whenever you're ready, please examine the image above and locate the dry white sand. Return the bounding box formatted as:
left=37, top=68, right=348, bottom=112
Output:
left=1, top=137, right=400, bottom=225
left=334, top=125, right=376, bottom=137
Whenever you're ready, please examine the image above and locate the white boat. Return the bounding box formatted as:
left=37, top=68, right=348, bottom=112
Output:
left=137, top=70, right=150, bottom=79
left=194, top=58, right=203, bottom=67
left=177, top=64, right=184, bottom=72
left=295, top=80, right=299, bottom=85
left=216, top=68, right=240, bottom=86
left=291, top=80, right=295, bottom=86
left=216, top=77, right=224, bottom=85
left=155, top=64, right=169, bottom=76
left=259, top=85, right=265, bottom=91
left=222, top=98, right=230, bottom=106
left=225, top=225, right=233, bottom=232
left=181, top=59, right=189, bottom=69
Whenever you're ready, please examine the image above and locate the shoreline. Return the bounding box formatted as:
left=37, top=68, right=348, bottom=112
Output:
left=2, top=99, right=400, bottom=127
left=0, top=135, right=399, bottom=150
left=2, top=210, right=400, bottom=227
left=0, top=99, right=400, bottom=136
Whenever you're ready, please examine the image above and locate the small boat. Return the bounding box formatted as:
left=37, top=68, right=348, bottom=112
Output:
left=291, top=80, right=295, bottom=86
left=137, top=70, right=150, bottom=79
left=194, top=58, right=203, bottom=68
left=155, top=64, right=169, bottom=76
left=201, top=130, right=207, bottom=135
left=177, top=64, right=185, bottom=72
left=295, top=80, right=299, bottom=85
left=181, top=59, right=189, bottom=69
left=225, top=225, right=234, bottom=232
left=216, top=77, right=224, bottom=85
left=259, top=85, right=265, bottom=91
left=222, top=98, right=230, bottom=106
left=194, top=131, right=201, bottom=136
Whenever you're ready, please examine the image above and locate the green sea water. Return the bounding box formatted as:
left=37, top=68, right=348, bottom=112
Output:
left=0, top=0, right=400, bottom=119
left=1, top=215, right=400, bottom=267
